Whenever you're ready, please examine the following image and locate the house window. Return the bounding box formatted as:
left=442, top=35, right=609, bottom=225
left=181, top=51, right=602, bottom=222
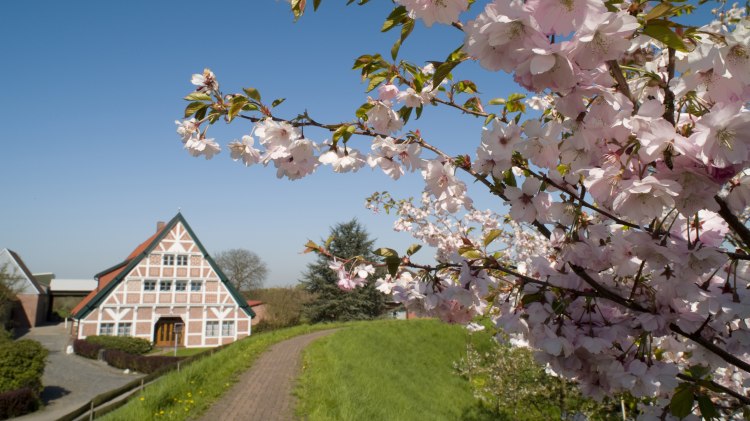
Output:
left=99, top=323, right=115, bottom=336
left=205, top=321, right=219, bottom=337
left=117, top=323, right=132, bottom=336
left=222, top=321, right=235, bottom=336
left=176, top=255, right=188, bottom=266
left=175, top=280, right=187, bottom=292
left=162, top=254, right=174, bottom=266
left=190, top=281, right=202, bottom=292
left=144, top=280, right=156, bottom=291
left=160, top=280, right=172, bottom=291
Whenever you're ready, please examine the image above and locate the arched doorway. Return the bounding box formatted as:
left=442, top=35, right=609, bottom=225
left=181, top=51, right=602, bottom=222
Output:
left=154, top=317, right=184, bottom=347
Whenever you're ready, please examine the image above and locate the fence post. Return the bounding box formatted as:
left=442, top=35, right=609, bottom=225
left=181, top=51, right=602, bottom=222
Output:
left=89, top=400, right=94, bottom=420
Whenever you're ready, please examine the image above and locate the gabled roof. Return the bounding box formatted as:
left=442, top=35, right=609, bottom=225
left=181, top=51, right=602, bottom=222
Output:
left=72, top=213, right=255, bottom=319
left=0, top=249, right=45, bottom=295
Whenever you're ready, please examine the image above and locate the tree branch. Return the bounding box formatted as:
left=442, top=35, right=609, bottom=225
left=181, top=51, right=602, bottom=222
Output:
left=715, top=195, right=750, bottom=250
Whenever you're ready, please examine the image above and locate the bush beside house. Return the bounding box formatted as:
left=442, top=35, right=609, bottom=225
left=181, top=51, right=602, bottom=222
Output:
left=74, top=336, right=182, bottom=374
left=84, top=336, right=152, bottom=355
left=0, top=337, right=48, bottom=420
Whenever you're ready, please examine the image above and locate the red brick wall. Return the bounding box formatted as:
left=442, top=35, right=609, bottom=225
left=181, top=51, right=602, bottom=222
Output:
left=14, top=294, right=44, bottom=327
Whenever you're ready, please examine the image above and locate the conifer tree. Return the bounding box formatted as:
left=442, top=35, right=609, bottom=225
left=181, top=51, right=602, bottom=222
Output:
left=301, top=219, right=385, bottom=322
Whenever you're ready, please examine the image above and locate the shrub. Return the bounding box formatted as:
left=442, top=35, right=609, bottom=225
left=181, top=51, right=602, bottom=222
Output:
left=85, top=336, right=152, bottom=355
left=73, top=338, right=103, bottom=359
left=102, top=349, right=183, bottom=374
left=0, top=387, right=39, bottom=420
left=0, top=340, right=47, bottom=394
left=102, top=349, right=137, bottom=370
left=135, top=355, right=183, bottom=374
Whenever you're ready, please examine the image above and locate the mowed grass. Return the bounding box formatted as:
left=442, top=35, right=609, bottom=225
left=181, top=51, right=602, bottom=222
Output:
left=295, top=319, right=493, bottom=421
left=102, top=322, right=357, bottom=421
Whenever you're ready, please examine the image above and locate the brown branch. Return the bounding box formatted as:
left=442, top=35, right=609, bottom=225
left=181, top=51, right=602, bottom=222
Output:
left=433, top=97, right=489, bottom=118
left=670, top=323, right=750, bottom=374
left=607, top=60, right=638, bottom=112
left=676, top=374, right=750, bottom=406
left=715, top=195, right=750, bottom=250
left=663, top=48, right=676, bottom=125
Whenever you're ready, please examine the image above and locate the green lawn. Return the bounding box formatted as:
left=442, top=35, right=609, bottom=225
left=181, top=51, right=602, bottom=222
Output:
left=101, top=322, right=357, bottom=421
left=295, top=319, right=495, bottom=421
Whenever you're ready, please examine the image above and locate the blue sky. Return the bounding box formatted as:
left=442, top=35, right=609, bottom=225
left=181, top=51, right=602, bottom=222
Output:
left=0, top=1, right=715, bottom=287
left=0, top=1, right=513, bottom=286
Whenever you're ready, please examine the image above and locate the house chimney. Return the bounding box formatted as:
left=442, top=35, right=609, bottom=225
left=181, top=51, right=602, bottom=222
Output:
left=156, top=221, right=166, bottom=233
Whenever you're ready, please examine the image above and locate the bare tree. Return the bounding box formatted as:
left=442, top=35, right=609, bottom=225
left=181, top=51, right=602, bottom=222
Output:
left=0, top=264, right=23, bottom=330
left=214, top=249, right=268, bottom=292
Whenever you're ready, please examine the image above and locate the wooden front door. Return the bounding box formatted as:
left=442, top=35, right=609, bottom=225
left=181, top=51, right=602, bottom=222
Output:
left=154, top=318, right=182, bottom=347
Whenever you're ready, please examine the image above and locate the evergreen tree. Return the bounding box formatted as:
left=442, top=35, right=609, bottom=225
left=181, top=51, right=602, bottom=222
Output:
left=301, top=219, right=386, bottom=322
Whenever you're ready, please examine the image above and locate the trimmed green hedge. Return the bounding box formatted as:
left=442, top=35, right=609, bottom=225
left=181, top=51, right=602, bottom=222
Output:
left=85, top=336, right=152, bottom=355
left=0, top=340, right=48, bottom=394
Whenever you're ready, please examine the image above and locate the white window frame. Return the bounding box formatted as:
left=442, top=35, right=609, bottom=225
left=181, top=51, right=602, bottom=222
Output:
left=162, top=254, right=174, bottom=266
left=117, top=323, right=132, bottom=337
left=99, top=323, right=115, bottom=336
left=221, top=321, right=235, bottom=336
left=144, top=280, right=156, bottom=291
left=205, top=321, right=219, bottom=337
left=160, top=280, right=172, bottom=291
left=176, top=255, right=188, bottom=266
left=175, top=280, right=187, bottom=292
left=190, top=280, right=202, bottom=292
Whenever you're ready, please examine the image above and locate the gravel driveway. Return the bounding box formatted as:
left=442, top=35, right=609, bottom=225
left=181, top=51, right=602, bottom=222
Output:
left=14, top=322, right=141, bottom=421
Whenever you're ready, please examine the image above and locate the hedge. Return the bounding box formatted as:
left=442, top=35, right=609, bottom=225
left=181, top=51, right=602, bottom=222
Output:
left=0, top=387, right=39, bottom=420
left=84, top=335, right=152, bottom=355
left=0, top=339, right=48, bottom=393
left=73, top=339, right=104, bottom=359
left=102, top=349, right=184, bottom=374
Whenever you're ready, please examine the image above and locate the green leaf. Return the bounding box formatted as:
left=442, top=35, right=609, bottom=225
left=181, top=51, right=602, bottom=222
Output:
left=291, top=0, right=306, bottom=20
left=488, top=98, right=505, bottom=105
left=356, top=102, right=374, bottom=120
left=483, top=229, right=503, bottom=247
left=271, top=98, right=286, bottom=108
left=384, top=256, right=400, bottom=277
left=697, top=395, right=719, bottom=420
left=184, top=92, right=212, bottom=101
left=184, top=101, right=208, bottom=118
left=243, top=87, right=262, bottom=102
left=406, top=244, right=422, bottom=256
left=381, top=6, right=408, bottom=32
left=503, top=170, right=517, bottom=188
left=228, top=97, right=248, bottom=122
left=670, top=383, right=695, bottom=419
left=367, top=74, right=386, bottom=92
left=459, top=246, right=482, bottom=259
left=644, top=2, right=673, bottom=21
left=521, top=292, right=543, bottom=306
left=643, top=22, right=688, bottom=51
left=313, top=0, right=321, bottom=11
left=391, top=18, right=414, bottom=60
left=687, top=365, right=711, bottom=379
left=374, top=248, right=399, bottom=258
left=483, top=113, right=496, bottom=126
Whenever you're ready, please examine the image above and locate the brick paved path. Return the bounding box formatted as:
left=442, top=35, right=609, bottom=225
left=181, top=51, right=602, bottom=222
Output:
left=197, top=329, right=338, bottom=421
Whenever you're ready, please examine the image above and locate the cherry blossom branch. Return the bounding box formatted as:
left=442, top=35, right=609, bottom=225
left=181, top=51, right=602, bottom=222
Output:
left=433, top=97, right=489, bottom=118
left=676, top=373, right=750, bottom=406
left=670, top=323, right=750, bottom=374
left=715, top=195, right=750, bottom=250
left=662, top=48, right=677, bottom=125
left=607, top=60, right=637, bottom=110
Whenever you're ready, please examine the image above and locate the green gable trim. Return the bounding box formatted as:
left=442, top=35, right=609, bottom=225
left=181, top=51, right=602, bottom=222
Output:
left=74, top=213, right=255, bottom=319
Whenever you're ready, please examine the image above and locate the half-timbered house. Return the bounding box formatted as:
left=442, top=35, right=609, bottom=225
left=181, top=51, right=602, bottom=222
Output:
left=71, top=213, right=255, bottom=347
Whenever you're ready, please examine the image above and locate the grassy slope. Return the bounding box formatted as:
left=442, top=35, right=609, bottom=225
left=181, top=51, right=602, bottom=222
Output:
left=296, top=319, right=492, bottom=421
left=102, top=322, right=356, bottom=421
